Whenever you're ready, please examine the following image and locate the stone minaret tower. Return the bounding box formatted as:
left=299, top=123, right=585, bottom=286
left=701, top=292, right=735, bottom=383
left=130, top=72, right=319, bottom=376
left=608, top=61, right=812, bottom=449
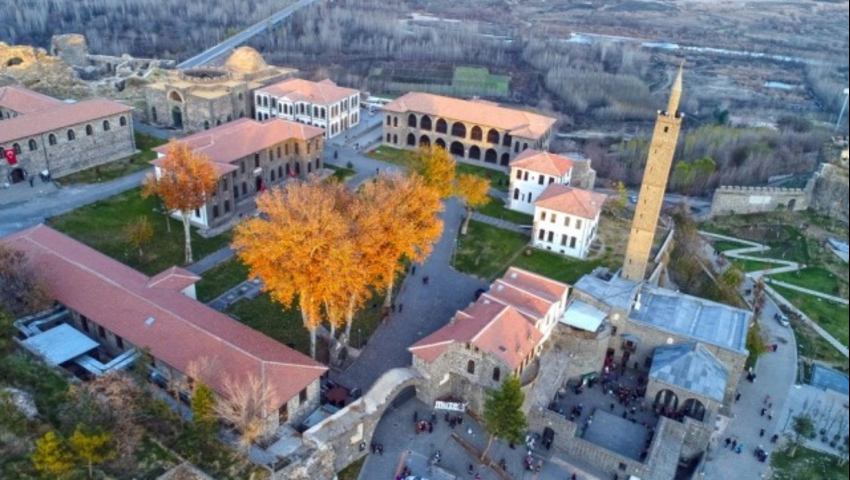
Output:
left=622, top=64, right=685, bottom=282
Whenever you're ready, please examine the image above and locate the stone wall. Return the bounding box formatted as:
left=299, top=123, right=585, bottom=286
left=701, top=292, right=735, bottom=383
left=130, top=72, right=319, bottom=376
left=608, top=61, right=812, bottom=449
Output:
left=551, top=324, right=611, bottom=384
left=49, top=34, right=90, bottom=69
left=1, top=112, right=136, bottom=181
left=571, top=158, right=597, bottom=190
left=710, top=185, right=810, bottom=217
left=809, top=163, right=849, bottom=223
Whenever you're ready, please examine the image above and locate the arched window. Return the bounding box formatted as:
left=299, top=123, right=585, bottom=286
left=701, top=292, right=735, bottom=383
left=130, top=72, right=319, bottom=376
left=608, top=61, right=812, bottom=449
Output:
left=204, top=121, right=210, bottom=130
left=501, top=153, right=510, bottom=166
left=469, top=146, right=481, bottom=160
left=514, top=188, right=520, bottom=201
left=227, top=114, right=233, bottom=122
left=502, top=133, right=512, bottom=147
left=436, top=119, right=448, bottom=134
left=315, top=158, right=320, bottom=169
left=485, top=149, right=498, bottom=164
left=28, top=139, right=37, bottom=151
left=102, top=120, right=111, bottom=131
left=393, top=134, right=398, bottom=144
left=492, top=367, right=501, bottom=382
left=67, top=130, right=76, bottom=141
left=451, top=122, right=467, bottom=138
left=471, top=126, right=483, bottom=141
left=86, top=125, right=94, bottom=136
left=13, top=143, right=22, bottom=154
left=386, top=116, right=392, bottom=127
left=450, top=141, right=465, bottom=157
left=420, top=115, right=433, bottom=131
left=467, top=360, right=476, bottom=375
left=119, top=116, right=128, bottom=127
left=435, top=138, right=446, bottom=150
left=407, top=133, right=416, bottom=146
left=48, top=134, right=57, bottom=146
left=487, top=129, right=500, bottom=144
left=393, top=117, right=398, bottom=128
left=270, top=169, right=276, bottom=182
left=408, top=114, right=417, bottom=129
left=419, top=135, right=431, bottom=148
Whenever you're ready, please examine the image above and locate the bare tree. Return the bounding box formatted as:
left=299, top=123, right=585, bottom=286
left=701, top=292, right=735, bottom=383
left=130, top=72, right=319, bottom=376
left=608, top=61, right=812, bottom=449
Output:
left=0, top=245, right=53, bottom=317
left=214, top=375, right=278, bottom=450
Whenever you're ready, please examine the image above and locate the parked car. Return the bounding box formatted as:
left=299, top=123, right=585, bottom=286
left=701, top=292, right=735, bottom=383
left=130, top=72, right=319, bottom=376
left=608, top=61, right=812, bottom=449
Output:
left=774, top=312, right=790, bottom=327
left=629, top=195, right=638, bottom=204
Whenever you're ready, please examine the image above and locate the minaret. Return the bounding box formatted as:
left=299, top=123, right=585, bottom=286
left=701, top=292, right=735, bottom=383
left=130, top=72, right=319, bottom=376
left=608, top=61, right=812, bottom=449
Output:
left=622, top=64, right=685, bottom=282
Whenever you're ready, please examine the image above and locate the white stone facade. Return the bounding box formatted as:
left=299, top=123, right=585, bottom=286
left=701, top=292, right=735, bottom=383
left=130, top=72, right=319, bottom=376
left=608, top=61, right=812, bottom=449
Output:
left=508, top=165, right=573, bottom=215
left=255, top=90, right=360, bottom=139
left=532, top=207, right=599, bottom=259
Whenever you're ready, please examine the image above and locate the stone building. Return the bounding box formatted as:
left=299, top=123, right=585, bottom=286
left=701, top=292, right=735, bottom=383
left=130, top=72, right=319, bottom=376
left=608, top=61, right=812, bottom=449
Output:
left=144, top=47, right=295, bottom=133
left=5, top=225, right=326, bottom=435
left=1, top=85, right=135, bottom=184
left=151, top=118, right=325, bottom=229
left=709, top=185, right=811, bottom=217
left=508, top=150, right=576, bottom=215
left=532, top=185, right=607, bottom=259
left=254, top=79, right=361, bottom=139
left=381, top=92, right=556, bottom=170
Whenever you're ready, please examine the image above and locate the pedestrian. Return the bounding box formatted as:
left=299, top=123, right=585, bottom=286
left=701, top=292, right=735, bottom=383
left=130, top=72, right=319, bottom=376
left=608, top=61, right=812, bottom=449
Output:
left=370, top=442, right=376, bottom=454
left=761, top=408, right=766, bottom=417
left=610, top=402, right=616, bottom=412
left=377, top=444, right=383, bottom=456
left=28, top=176, right=34, bottom=188
left=735, top=392, right=742, bottom=402
left=411, top=265, right=417, bottom=276
left=725, top=438, right=731, bottom=448
left=771, top=434, right=779, bottom=444
left=760, top=429, right=765, bottom=438
left=468, top=464, right=474, bottom=475
left=732, top=440, right=738, bottom=450
left=399, top=304, right=404, bottom=313
left=768, top=411, right=774, bottom=421
left=764, top=396, right=771, bottom=406
left=414, top=411, right=419, bottom=423
left=424, top=276, right=430, bottom=285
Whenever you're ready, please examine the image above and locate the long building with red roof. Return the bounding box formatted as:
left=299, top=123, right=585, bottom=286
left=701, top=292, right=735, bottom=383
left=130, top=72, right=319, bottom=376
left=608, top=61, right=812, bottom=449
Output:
left=3, top=225, right=327, bottom=432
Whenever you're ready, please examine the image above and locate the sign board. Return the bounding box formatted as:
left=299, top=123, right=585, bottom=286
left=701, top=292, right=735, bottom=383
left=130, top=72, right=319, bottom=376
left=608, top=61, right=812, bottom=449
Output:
left=435, top=401, right=467, bottom=413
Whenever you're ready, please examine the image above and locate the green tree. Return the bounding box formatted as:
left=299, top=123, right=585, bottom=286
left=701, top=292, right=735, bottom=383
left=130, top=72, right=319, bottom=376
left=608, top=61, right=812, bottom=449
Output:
left=31, top=431, right=75, bottom=477
left=0, top=309, right=14, bottom=354
left=70, top=426, right=115, bottom=478
left=746, top=320, right=768, bottom=365
left=191, top=382, right=217, bottom=442
left=790, top=414, right=817, bottom=457
left=482, top=375, right=527, bottom=460
left=613, top=181, right=628, bottom=212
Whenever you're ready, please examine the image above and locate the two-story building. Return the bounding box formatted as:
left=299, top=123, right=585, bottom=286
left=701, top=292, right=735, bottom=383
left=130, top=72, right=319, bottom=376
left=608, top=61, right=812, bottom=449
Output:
left=532, top=185, right=607, bottom=259
left=1, top=85, right=135, bottom=184
left=508, top=150, right=577, bottom=215
left=382, top=92, right=557, bottom=170
left=254, top=79, right=360, bottom=139
left=480, top=267, right=570, bottom=340
left=6, top=225, right=327, bottom=435
left=151, top=118, right=325, bottom=229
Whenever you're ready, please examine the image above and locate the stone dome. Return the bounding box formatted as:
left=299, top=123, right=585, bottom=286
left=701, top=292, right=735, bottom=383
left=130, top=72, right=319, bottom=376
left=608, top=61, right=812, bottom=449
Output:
left=224, top=47, right=268, bottom=74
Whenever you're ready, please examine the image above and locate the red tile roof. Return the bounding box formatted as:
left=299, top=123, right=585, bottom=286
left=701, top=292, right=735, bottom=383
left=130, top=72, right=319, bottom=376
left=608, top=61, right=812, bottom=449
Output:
left=151, top=118, right=324, bottom=177
left=510, top=150, right=575, bottom=177
left=0, top=85, right=64, bottom=115
left=410, top=300, right=543, bottom=370
left=2, top=226, right=326, bottom=407
left=482, top=268, right=569, bottom=325
left=146, top=266, right=201, bottom=292
left=535, top=185, right=607, bottom=220
left=0, top=97, right=133, bottom=144
left=257, top=79, right=358, bottom=106
left=383, top=92, right=556, bottom=140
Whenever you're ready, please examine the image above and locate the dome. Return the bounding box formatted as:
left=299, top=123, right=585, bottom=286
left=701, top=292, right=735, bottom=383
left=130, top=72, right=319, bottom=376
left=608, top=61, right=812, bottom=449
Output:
left=224, top=47, right=268, bottom=74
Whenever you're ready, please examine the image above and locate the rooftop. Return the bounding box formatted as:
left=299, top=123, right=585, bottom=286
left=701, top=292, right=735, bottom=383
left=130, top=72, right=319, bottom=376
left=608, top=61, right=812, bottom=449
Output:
left=383, top=92, right=557, bottom=140
left=481, top=267, right=569, bottom=325
left=410, top=300, right=543, bottom=371
left=0, top=85, right=64, bottom=115
left=582, top=410, right=652, bottom=462
left=631, top=285, right=751, bottom=354
left=0, top=94, right=133, bottom=144
left=152, top=118, right=324, bottom=176
left=650, top=343, right=729, bottom=402
left=511, top=150, right=576, bottom=177
left=2, top=226, right=326, bottom=408
left=574, top=275, right=640, bottom=312
left=560, top=301, right=607, bottom=332
left=223, top=46, right=269, bottom=74
left=535, top=184, right=607, bottom=220
left=258, top=78, right=359, bottom=106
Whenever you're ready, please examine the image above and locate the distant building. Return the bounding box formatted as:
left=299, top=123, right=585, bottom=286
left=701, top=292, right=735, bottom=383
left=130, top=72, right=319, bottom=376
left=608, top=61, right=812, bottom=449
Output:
left=151, top=118, right=324, bottom=229
left=0, top=85, right=135, bottom=184
left=381, top=92, right=557, bottom=170
left=254, top=79, right=361, bottom=139
left=5, top=225, right=326, bottom=434
left=144, top=47, right=296, bottom=133
left=532, top=185, right=607, bottom=259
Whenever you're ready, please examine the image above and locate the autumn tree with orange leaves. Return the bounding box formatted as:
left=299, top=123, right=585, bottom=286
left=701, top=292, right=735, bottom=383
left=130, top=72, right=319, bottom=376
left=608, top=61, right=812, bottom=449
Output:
left=142, top=140, right=218, bottom=265
left=455, top=174, right=491, bottom=235
left=411, top=145, right=456, bottom=199
left=233, top=178, right=354, bottom=359
left=359, top=173, right=444, bottom=308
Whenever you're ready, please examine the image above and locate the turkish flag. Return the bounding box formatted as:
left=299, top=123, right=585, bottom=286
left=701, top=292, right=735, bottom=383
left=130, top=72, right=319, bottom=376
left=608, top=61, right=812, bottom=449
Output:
left=2, top=148, right=17, bottom=166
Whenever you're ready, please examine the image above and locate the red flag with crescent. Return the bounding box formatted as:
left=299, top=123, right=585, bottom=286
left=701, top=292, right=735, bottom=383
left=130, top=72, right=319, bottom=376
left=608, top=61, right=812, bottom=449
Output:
left=2, top=148, right=17, bottom=166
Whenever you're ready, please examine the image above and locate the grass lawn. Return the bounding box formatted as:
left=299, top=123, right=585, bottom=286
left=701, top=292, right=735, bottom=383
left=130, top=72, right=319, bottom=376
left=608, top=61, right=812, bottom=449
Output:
left=773, top=285, right=849, bottom=348
left=711, top=239, right=751, bottom=252
left=456, top=162, right=509, bottom=192
left=327, top=164, right=357, bottom=182
left=731, top=257, right=779, bottom=273
left=513, top=249, right=607, bottom=285
left=772, top=445, right=849, bottom=480
left=452, top=66, right=510, bottom=96
left=791, top=319, right=849, bottom=369
left=195, top=258, right=250, bottom=303
left=367, top=146, right=412, bottom=168
left=337, top=457, right=366, bottom=480
left=771, top=267, right=848, bottom=299
left=57, top=133, right=168, bottom=185
left=48, top=187, right=232, bottom=276
left=477, top=197, right=534, bottom=225
left=454, top=221, right=529, bottom=280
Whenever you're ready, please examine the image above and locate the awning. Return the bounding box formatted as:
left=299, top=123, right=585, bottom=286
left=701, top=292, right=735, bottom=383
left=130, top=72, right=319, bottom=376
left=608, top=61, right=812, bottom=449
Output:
left=22, top=324, right=99, bottom=365
left=560, top=301, right=607, bottom=332
left=622, top=334, right=642, bottom=343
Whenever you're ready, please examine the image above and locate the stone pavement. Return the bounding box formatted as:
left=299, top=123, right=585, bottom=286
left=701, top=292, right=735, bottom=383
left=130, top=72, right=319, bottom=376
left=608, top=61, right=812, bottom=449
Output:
left=333, top=199, right=488, bottom=392
left=0, top=177, right=59, bottom=206
left=472, top=212, right=531, bottom=234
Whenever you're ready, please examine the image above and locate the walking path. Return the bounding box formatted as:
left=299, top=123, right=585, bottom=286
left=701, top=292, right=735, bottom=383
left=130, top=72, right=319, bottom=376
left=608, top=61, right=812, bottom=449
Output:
left=186, top=246, right=237, bottom=275
left=764, top=278, right=849, bottom=306
left=700, top=231, right=848, bottom=358
left=472, top=212, right=529, bottom=234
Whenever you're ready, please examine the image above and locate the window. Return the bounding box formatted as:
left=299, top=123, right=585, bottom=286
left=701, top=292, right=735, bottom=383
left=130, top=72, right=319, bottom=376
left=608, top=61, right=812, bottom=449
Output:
left=67, top=130, right=76, bottom=141
left=386, top=116, right=392, bottom=126
left=570, top=237, right=577, bottom=249
left=270, top=169, right=276, bottom=182
left=547, top=231, right=554, bottom=243
left=234, top=187, right=239, bottom=199
left=492, top=367, right=501, bottom=382
left=307, top=142, right=311, bottom=155
left=299, top=388, right=309, bottom=405
left=97, top=326, right=106, bottom=339
left=523, top=171, right=529, bottom=182
left=540, top=212, right=547, bottom=221
left=102, top=120, right=111, bottom=131
left=240, top=161, right=246, bottom=174
left=513, top=189, right=520, bottom=201
left=28, top=139, right=37, bottom=151
left=86, top=125, right=93, bottom=136
left=277, top=147, right=282, bottom=159
left=538, top=175, right=544, bottom=185
left=467, top=360, right=476, bottom=375
left=151, top=107, right=158, bottom=122
left=295, top=144, right=299, bottom=155
left=538, top=229, right=545, bottom=241
left=550, top=214, right=556, bottom=224
left=254, top=154, right=260, bottom=169
left=549, top=177, right=555, bottom=184
left=386, top=133, right=391, bottom=143
left=564, top=217, right=571, bottom=227
left=81, top=316, right=89, bottom=333
left=576, top=219, right=583, bottom=229
left=515, top=169, right=522, bottom=179
left=561, top=235, right=568, bottom=246
left=203, top=120, right=210, bottom=130
left=116, top=335, right=124, bottom=350
left=242, top=183, right=247, bottom=195
left=393, top=117, right=398, bottom=128
left=194, top=208, right=200, bottom=218
left=213, top=205, right=220, bottom=219
left=48, top=134, right=57, bottom=146
left=278, top=166, right=283, bottom=178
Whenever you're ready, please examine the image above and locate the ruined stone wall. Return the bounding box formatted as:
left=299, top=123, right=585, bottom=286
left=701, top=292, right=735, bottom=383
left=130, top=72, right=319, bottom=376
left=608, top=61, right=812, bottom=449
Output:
left=809, top=163, right=849, bottom=223
left=571, top=159, right=598, bottom=190
left=49, top=34, right=90, bottom=68
left=710, top=185, right=810, bottom=217
left=551, top=323, right=611, bottom=384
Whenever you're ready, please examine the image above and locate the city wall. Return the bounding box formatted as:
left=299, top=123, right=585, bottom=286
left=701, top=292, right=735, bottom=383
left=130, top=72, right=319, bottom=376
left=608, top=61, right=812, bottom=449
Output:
left=710, top=185, right=810, bottom=217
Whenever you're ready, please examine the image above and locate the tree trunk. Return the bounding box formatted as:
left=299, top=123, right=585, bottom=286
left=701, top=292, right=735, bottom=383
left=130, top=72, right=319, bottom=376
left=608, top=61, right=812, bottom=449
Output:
left=309, top=328, right=317, bottom=360
left=481, top=435, right=495, bottom=462
left=88, top=459, right=93, bottom=479
left=300, top=306, right=318, bottom=360
left=181, top=212, right=193, bottom=264
left=343, top=295, right=356, bottom=348
left=461, top=208, right=473, bottom=235
left=789, top=442, right=798, bottom=458
left=383, top=270, right=395, bottom=309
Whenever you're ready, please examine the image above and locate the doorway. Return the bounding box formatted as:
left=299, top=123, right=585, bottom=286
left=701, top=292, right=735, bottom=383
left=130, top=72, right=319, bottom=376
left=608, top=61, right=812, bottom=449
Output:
left=10, top=168, right=25, bottom=184
left=171, top=106, right=183, bottom=129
